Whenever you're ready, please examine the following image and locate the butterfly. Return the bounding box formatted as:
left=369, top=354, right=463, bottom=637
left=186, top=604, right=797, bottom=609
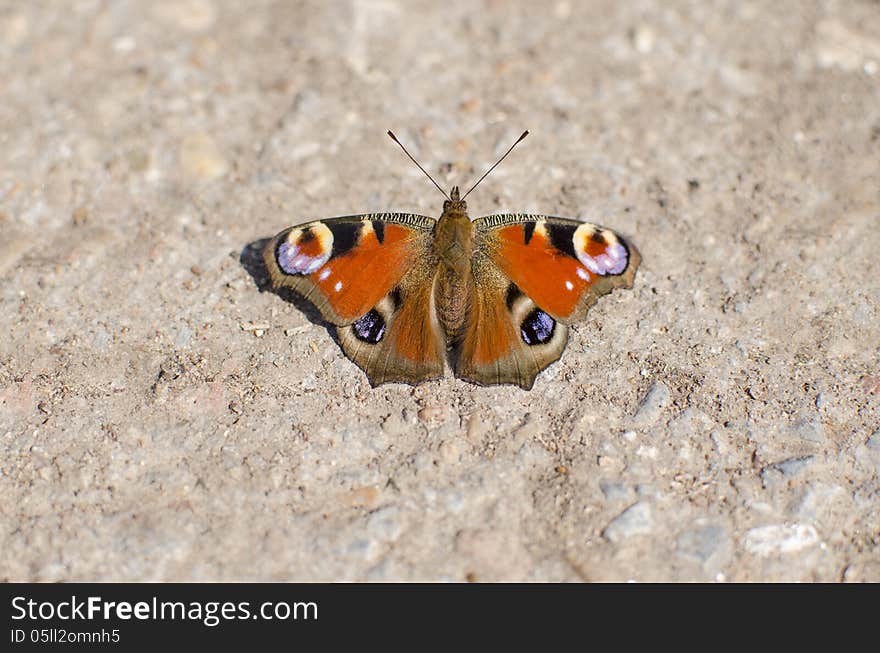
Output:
left=262, top=131, right=641, bottom=389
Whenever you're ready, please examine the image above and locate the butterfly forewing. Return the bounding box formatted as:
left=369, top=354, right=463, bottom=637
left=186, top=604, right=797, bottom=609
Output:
left=449, top=213, right=641, bottom=388
left=473, top=213, right=641, bottom=323
left=264, top=213, right=436, bottom=325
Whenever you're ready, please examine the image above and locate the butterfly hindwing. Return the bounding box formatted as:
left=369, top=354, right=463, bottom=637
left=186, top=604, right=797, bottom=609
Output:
left=454, top=255, right=569, bottom=389
left=263, top=212, right=445, bottom=385
left=453, top=213, right=641, bottom=389
left=336, top=255, right=445, bottom=385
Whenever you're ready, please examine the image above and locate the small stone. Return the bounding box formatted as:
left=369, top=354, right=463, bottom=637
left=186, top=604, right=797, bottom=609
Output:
left=631, top=25, right=655, bottom=54
left=465, top=413, right=490, bottom=442
left=240, top=322, right=270, bottom=333
left=72, top=206, right=88, bottom=226
left=343, top=486, right=381, bottom=509
left=602, top=502, right=652, bottom=542
left=455, top=529, right=528, bottom=578
left=2, top=12, right=29, bottom=50
left=179, top=132, right=228, bottom=180
left=112, top=35, right=136, bottom=53
left=366, top=505, right=403, bottom=542
left=792, top=418, right=825, bottom=443
left=599, top=480, right=630, bottom=502
left=438, top=438, right=464, bottom=464
left=154, top=0, right=217, bottom=32
left=769, top=455, right=814, bottom=476
left=633, top=382, right=671, bottom=427
left=381, top=412, right=407, bottom=435
left=743, top=523, right=820, bottom=556
left=676, top=525, right=727, bottom=563
left=815, top=18, right=880, bottom=71
left=418, top=405, right=445, bottom=424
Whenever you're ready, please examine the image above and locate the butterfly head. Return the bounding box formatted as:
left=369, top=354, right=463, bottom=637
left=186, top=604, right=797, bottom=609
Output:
left=443, top=185, right=467, bottom=215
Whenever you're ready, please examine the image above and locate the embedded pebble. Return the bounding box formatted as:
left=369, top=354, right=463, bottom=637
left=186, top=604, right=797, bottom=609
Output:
left=417, top=405, right=445, bottom=425
left=631, top=25, right=655, bottom=54
left=179, top=133, right=228, bottom=180
left=676, top=525, right=728, bottom=564
left=633, top=382, right=671, bottom=427
left=381, top=411, right=408, bottom=436
left=774, top=455, right=814, bottom=476
left=792, top=418, right=825, bottom=443
left=599, top=480, right=631, bottom=503
left=603, top=502, right=652, bottom=542
left=815, top=18, right=880, bottom=71
left=668, top=407, right=715, bottom=439
left=342, top=486, right=381, bottom=509
left=0, top=236, right=34, bottom=277
left=366, top=506, right=403, bottom=542
left=465, top=413, right=490, bottom=442
left=743, top=524, right=820, bottom=556
left=154, top=0, right=217, bottom=32
left=438, top=438, right=464, bottom=464
left=455, top=529, right=529, bottom=578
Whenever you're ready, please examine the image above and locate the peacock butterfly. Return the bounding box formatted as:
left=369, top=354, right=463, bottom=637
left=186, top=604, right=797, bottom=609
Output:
left=263, top=131, right=641, bottom=389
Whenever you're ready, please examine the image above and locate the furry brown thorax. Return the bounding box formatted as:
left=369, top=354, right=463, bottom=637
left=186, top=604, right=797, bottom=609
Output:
left=433, top=185, right=474, bottom=341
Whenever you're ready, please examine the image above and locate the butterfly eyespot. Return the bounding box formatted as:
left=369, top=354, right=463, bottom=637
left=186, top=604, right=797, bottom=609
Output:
left=277, top=223, right=334, bottom=275
left=520, top=308, right=555, bottom=346
left=353, top=309, right=386, bottom=344
left=572, top=224, right=628, bottom=276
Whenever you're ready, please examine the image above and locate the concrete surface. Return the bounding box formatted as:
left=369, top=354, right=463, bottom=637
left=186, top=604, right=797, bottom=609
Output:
left=1, top=0, right=878, bottom=581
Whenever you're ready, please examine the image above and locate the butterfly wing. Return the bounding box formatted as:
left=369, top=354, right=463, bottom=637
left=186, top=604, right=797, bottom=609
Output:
left=454, top=214, right=641, bottom=389
left=263, top=213, right=446, bottom=385
left=454, top=253, right=570, bottom=389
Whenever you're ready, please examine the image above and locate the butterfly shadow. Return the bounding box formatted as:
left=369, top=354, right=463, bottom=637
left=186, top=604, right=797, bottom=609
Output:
left=239, top=238, right=343, bottom=347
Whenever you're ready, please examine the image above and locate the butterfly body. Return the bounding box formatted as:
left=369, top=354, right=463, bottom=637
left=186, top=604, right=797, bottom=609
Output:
left=433, top=186, right=475, bottom=341
left=264, top=189, right=640, bottom=389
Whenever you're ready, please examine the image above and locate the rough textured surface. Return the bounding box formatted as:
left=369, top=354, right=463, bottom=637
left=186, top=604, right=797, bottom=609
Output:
left=1, top=0, right=878, bottom=582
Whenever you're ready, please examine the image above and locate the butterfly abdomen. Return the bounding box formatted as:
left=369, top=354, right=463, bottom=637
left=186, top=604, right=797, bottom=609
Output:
left=433, top=208, right=475, bottom=341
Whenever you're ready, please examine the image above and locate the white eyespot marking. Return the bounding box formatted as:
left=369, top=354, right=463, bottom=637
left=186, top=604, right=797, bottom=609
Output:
left=576, top=266, right=590, bottom=281
left=572, top=223, right=628, bottom=276
left=277, top=222, right=334, bottom=275
left=565, top=280, right=574, bottom=291
left=334, top=280, right=343, bottom=292
left=318, top=268, right=331, bottom=281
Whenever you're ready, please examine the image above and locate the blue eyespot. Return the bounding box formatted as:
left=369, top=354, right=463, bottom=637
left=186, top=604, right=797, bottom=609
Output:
left=353, top=309, right=386, bottom=344
left=521, top=309, right=555, bottom=345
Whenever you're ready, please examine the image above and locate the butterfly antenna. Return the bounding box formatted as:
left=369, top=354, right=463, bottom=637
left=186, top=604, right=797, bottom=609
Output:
left=387, top=131, right=450, bottom=201
left=461, top=130, right=529, bottom=200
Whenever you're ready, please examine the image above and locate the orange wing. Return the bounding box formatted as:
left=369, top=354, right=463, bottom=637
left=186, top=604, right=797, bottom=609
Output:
left=263, top=213, right=445, bottom=385
left=454, top=257, right=570, bottom=389
left=452, top=214, right=640, bottom=388
left=264, top=213, right=436, bottom=325
left=474, top=214, right=641, bottom=323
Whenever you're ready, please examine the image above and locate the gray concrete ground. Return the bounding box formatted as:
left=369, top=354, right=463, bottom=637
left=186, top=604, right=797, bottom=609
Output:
left=1, top=0, right=878, bottom=581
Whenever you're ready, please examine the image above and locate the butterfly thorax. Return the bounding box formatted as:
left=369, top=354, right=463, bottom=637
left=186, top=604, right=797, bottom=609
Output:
left=433, top=188, right=474, bottom=342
